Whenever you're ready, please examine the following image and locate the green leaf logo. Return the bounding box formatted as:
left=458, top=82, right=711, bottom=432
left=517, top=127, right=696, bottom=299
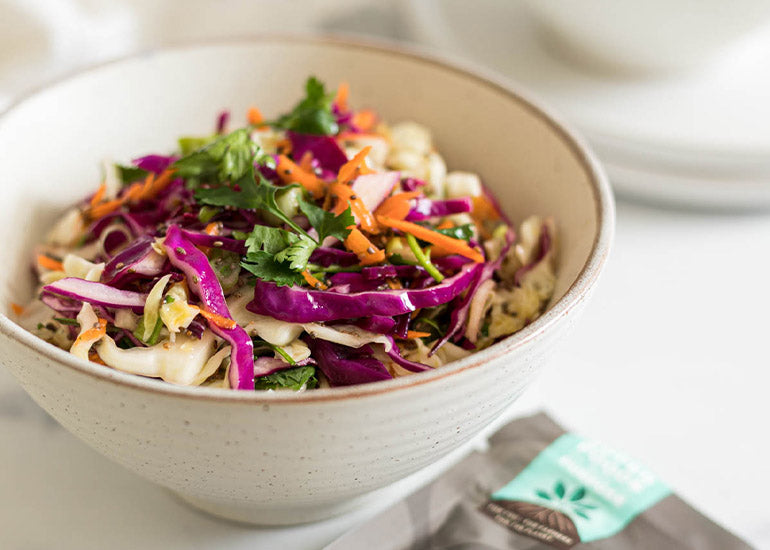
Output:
left=533, top=481, right=597, bottom=521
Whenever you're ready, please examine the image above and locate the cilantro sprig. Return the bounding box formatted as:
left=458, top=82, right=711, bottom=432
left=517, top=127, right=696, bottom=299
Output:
left=268, top=77, right=339, bottom=136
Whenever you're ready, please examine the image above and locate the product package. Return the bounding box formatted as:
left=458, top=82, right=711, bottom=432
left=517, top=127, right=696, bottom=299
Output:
left=326, top=413, right=753, bottom=550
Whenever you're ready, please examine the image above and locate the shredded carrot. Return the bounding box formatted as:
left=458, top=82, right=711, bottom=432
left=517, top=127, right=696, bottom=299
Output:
left=247, top=106, right=264, bottom=126
left=472, top=195, right=500, bottom=222
left=386, top=278, right=402, bottom=290
left=204, top=222, right=221, bottom=236
left=298, top=151, right=315, bottom=173
left=37, top=254, right=64, bottom=272
left=301, top=270, right=328, bottom=290
left=276, top=155, right=325, bottom=198
left=405, top=330, right=431, bottom=339
left=345, top=228, right=385, bottom=266
left=192, top=306, right=237, bottom=330
left=335, top=82, right=349, bottom=112
left=330, top=182, right=379, bottom=233
left=374, top=191, right=422, bottom=221
left=436, top=219, right=454, bottom=230
left=10, top=302, right=24, bottom=316
left=75, top=318, right=107, bottom=346
left=142, top=168, right=175, bottom=201
left=88, top=350, right=107, bottom=365
left=377, top=215, right=484, bottom=263
left=90, top=183, right=107, bottom=208
left=352, top=109, right=377, bottom=132
left=88, top=198, right=123, bottom=219
left=337, top=146, right=373, bottom=185
left=276, top=138, right=293, bottom=156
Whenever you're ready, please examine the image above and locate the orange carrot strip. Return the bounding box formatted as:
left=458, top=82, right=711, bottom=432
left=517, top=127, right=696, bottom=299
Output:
left=142, top=168, right=176, bottom=200
left=436, top=219, right=454, bottom=230
left=247, top=106, right=264, bottom=126
left=75, top=318, right=107, bottom=346
left=88, top=198, right=124, bottom=219
left=301, top=270, right=328, bottom=290
left=337, top=146, right=373, bottom=185
left=335, top=82, right=349, bottom=112
left=90, top=183, right=107, bottom=208
left=405, top=330, right=431, bottom=339
left=472, top=195, right=500, bottom=221
left=374, top=191, right=422, bottom=221
left=89, top=350, right=107, bottom=365
left=276, top=138, right=293, bottom=156
left=276, top=155, right=325, bottom=198
left=37, top=254, right=64, bottom=272
left=10, top=302, right=24, bottom=316
left=204, top=222, right=221, bottom=236
left=329, top=182, right=379, bottom=233
left=386, top=278, right=402, bottom=290
left=344, top=228, right=385, bottom=266
left=352, top=109, right=377, bottom=131
left=192, top=306, right=237, bottom=330
left=298, top=151, right=315, bottom=173
left=377, top=215, right=484, bottom=263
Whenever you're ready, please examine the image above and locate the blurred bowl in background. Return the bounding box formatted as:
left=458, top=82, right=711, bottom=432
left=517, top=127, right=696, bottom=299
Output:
left=519, top=0, right=770, bottom=74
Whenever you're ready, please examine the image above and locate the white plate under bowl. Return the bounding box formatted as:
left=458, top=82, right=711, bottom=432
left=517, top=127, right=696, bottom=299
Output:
left=401, top=0, right=770, bottom=210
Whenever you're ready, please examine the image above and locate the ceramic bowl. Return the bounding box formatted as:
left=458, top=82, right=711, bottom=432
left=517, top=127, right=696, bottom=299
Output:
left=0, top=37, right=613, bottom=525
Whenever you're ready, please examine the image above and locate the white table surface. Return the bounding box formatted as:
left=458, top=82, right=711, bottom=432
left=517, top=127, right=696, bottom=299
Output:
left=1, top=2, right=769, bottom=548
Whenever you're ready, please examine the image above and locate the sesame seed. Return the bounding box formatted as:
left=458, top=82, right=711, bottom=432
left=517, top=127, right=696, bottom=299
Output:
left=367, top=246, right=376, bottom=254
left=213, top=241, right=223, bottom=247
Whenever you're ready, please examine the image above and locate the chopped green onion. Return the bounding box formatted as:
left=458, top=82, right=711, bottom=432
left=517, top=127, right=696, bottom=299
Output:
left=406, top=233, right=444, bottom=282
left=197, top=205, right=220, bottom=224
left=269, top=343, right=297, bottom=366
left=305, top=263, right=363, bottom=274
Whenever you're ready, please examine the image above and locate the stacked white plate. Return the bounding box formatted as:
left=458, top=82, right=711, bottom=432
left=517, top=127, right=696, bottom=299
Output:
left=402, top=0, right=770, bottom=211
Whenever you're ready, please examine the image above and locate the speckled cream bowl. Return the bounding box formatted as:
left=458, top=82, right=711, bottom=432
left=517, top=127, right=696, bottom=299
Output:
left=0, top=37, right=613, bottom=525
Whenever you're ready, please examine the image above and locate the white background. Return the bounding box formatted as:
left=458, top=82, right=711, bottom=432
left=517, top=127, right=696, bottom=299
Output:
left=1, top=1, right=769, bottom=548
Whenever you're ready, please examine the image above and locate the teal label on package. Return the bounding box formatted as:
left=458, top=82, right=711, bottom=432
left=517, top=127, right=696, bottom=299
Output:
left=481, top=434, right=671, bottom=548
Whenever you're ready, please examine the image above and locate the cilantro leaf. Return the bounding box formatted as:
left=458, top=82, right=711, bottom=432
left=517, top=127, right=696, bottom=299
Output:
left=174, top=128, right=270, bottom=186
left=245, top=225, right=299, bottom=255
left=241, top=250, right=305, bottom=287
left=271, top=77, right=339, bottom=136
left=116, top=164, right=149, bottom=185
left=254, top=365, right=318, bottom=391
left=178, top=134, right=217, bottom=156
left=274, top=237, right=316, bottom=271
left=433, top=223, right=475, bottom=242
left=299, top=197, right=354, bottom=242
left=242, top=225, right=316, bottom=284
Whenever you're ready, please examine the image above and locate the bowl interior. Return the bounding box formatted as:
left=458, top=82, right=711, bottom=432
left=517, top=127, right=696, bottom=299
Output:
left=0, top=37, right=603, bottom=373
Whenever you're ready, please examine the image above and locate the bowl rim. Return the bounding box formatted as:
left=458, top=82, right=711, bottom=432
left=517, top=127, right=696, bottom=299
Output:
left=0, top=34, right=614, bottom=404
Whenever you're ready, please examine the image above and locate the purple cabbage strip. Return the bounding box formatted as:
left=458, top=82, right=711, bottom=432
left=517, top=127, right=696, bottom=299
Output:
left=328, top=272, right=384, bottom=293
left=186, top=318, right=206, bottom=339
left=306, top=338, right=392, bottom=387
left=216, top=110, right=230, bottom=134
left=393, top=314, right=410, bottom=339
left=361, top=264, right=426, bottom=281
left=514, top=223, right=551, bottom=286
left=102, top=237, right=166, bottom=286
left=287, top=131, right=348, bottom=173
left=40, top=293, right=82, bottom=314
left=401, top=177, right=426, bottom=192
left=384, top=337, right=432, bottom=373
left=351, top=316, right=397, bottom=334
left=309, top=247, right=359, bottom=267
left=248, top=263, right=481, bottom=323
left=433, top=255, right=473, bottom=273
left=164, top=225, right=254, bottom=390
left=430, top=229, right=515, bottom=355
left=42, top=278, right=148, bottom=313
left=132, top=154, right=178, bottom=174
left=178, top=230, right=247, bottom=255
left=405, top=197, right=473, bottom=221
